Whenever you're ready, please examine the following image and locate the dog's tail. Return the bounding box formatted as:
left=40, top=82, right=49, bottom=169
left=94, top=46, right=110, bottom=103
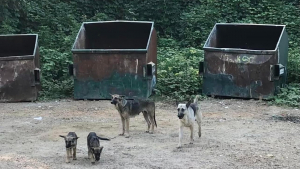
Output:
left=97, top=136, right=110, bottom=141
left=193, top=95, right=200, bottom=104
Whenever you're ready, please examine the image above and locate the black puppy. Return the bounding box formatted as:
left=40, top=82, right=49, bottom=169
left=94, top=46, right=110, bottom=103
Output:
left=87, top=132, right=110, bottom=164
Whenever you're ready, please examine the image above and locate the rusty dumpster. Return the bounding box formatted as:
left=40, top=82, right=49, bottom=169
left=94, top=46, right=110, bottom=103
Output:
left=200, top=23, right=288, bottom=99
left=70, top=21, right=157, bottom=99
left=0, top=34, right=41, bottom=102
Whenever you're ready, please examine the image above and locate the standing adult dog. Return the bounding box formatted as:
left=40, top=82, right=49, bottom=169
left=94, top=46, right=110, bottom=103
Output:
left=176, top=95, right=202, bottom=148
left=110, top=94, right=157, bottom=138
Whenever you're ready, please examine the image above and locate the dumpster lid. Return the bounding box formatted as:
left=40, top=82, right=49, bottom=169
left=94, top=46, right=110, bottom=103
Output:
left=72, top=20, right=155, bottom=54
left=203, top=23, right=286, bottom=54
left=0, top=34, right=38, bottom=61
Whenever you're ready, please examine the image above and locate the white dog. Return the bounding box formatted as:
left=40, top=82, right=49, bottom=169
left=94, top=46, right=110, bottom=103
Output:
left=176, top=95, right=202, bottom=148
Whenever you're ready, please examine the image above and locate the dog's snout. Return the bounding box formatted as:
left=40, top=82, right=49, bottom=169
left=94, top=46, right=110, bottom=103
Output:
left=178, top=113, right=184, bottom=119
left=66, top=142, right=71, bottom=148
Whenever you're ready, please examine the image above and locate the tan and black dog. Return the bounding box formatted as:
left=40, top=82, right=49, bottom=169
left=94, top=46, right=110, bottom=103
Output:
left=87, top=132, right=110, bottom=164
left=110, top=94, right=157, bottom=138
left=59, top=132, right=79, bottom=163
left=176, top=95, right=202, bottom=148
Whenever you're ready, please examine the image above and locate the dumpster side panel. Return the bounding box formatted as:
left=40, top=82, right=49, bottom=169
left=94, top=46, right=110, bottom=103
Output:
left=278, top=30, right=289, bottom=85
left=278, top=30, right=288, bottom=68
left=74, top=28, right=86, bottom=50
left=205, top=25, right=217, bottom=47
left=145, top=29, right=157, bottom=96
left=34, top=45, right=41, bottom=91
left=203, top=51, right=277, bottom=99
left=0, top=60, right=38, bottom=102
left=73, top=53, right=148, bottom=99
left=146, top=29, right=157, bottom=70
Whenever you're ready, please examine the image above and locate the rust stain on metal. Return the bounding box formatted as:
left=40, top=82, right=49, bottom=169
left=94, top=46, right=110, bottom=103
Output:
left=202, top=23, right=288, bottom=99
left=205, top=51, right=276, bottom=95
left=73, top=53, right=146, bottom=80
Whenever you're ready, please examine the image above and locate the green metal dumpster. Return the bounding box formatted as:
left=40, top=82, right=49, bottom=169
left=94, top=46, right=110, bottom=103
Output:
left=0, top=34, right=41, bottom=102
left=70, top=21, right=157, bottom=100
left=200, top=23, right=288, bottom=99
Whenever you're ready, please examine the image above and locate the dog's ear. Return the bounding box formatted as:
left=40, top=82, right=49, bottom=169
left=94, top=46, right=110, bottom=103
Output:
left=186, top=100, right=192, bottom=108
left=175, top=100, right=179, bottom=107
left=121, top=99, right=127, bottom=107
left=75, top=137, right=79, bottom=139
left=59, top=135, right=66, bottom=139
left=99, top=146, right=104, bottom=154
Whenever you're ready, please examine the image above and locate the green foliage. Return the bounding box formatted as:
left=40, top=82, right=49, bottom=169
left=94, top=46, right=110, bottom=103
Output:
left=156, top=40, right=204, bottom=101
left=0, top=0, right=299, bottom=106
left=178, top=3, right=222, bottom=47
left=273, top=83, right=300, bottom=107
left=287, top=48, right=300, bottom=83
left=39, top=47, right=73, bottom=99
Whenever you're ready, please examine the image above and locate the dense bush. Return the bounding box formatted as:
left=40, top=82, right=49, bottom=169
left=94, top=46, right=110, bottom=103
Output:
left=273, top=83, right=300, bottom=107
left=0, top=0, right=299, bottom=106
left=287, top=48, right=300, bottom=83
left=156, top=39, right=204, bottom=101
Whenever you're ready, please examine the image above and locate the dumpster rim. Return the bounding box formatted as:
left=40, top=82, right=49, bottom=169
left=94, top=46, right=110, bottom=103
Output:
left=214, top=23, right=286, bottom=27
left=71, top=20, right=155, bottom=52
left=0, top=55, right=35, bottom=61
left=203, top=47, right=276, bottom=55
left=71, top=49, right=148, bottom=54
left=82, top=20, right=154, bottom=25
left=0, top=34, right=38, bottom=60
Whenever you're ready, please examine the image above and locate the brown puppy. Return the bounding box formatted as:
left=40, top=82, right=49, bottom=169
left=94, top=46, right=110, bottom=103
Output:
left=59, top=132, right=79, bottom=163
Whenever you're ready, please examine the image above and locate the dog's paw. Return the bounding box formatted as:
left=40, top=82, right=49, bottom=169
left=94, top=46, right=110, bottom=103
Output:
left=66, top=160, right=70, bottom=163
left=177, top=144, right=182, bottom=148
left=198, top=132, right=201, bottom=137
left=145, top=131, right=149, bottom=133
left=149, top=131, right=153, bottom=134
left=124, top=134, right=130, bottom=138
left=73, top=157, right=77, bottom=160
left=189, top=142, right=193, bottom=144
left=119, top=133, right=124, bottom=136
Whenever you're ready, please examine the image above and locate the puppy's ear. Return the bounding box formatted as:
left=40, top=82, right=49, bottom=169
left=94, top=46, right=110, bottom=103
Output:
left=186, top=100, right=192, bottom=108
left=59, top=135, right=66, bottom=139
left=75, top=137, right=79, bottom=139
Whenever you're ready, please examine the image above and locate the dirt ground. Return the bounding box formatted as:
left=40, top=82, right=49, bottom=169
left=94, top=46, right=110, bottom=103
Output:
left=0, top=98, right=300, bottom=169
